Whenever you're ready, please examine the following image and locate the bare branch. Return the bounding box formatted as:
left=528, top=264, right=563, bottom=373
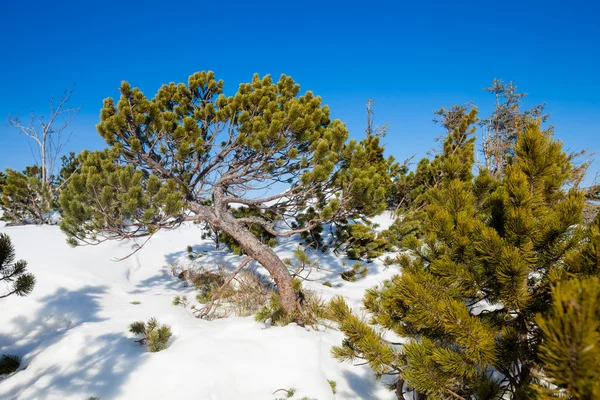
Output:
left=7, top=86, right=79, bottom=187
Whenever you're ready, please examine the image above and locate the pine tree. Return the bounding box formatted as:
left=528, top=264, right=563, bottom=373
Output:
left=388, top=106, right=479, bottom=243
left=535, top=278, right=600, bottom=399
left=0, top=233, right=35, bottom=299
left=54, top=152, right=81, bottom=189
left=59, top=71, right=386, bottom=318
left=330, top=120, right=594, bottom=399
left=129, top=318, right=172, bottom=352
left=1, top=167, right=51, bottom=225
left=297, top=100, right=397, bottom=257
left=0, top=153, right=81, bottom=226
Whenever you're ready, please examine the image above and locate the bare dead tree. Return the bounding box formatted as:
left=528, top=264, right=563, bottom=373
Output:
left=479, top=79, right=548, bottom=178
left=7, top=86, right=80, bottom=192
left=365, top=99, right=389, bottom=138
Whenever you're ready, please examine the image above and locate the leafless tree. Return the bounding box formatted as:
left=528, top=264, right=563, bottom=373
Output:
left=365, top=99, right=389, bottom=138
left=7, top=87, right=79, bottom=192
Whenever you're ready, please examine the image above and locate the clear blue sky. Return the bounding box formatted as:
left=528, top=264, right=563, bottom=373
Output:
left=1, top=0, right=599, bottom=184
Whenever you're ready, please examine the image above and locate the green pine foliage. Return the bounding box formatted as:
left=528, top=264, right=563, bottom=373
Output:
left=0, top=354, right=20, bottom=375
left=59, top=148, right=184, bottom=245
left=336, top=132, right=394, bottom=217
left=340, top=262, right=368, bottom=282
left=255, top=278, right=326, bottom=327
left=328, top=379, right=337, bottom=395
left=535, top=278, right=600, bottom=399
left=255, top=291, right=292, bottom=325
left=217, top=207, right=279, bottom=255
left=59, top=71, right=370, bottom=246
left=55, top=152, right=81, bottom=188
left=129, top=318, right=172, bottom=352
left=336, top=222, right=394, bottom=260
left=331, top=120, right=597, bottom=398
left=0, top=233, right=35, bottom=299
left=294, top=206, right=327, bottom=250
left=172, top=295, right=188, bottom=308
left=293, top=103, right=396, bottom=253
left=58, top=71, right=389, bottom=317
left=0, top=151, right=82, bottom=226
left=387, top=106, right=479, bottom=243
left=1, top=167, right=52, bottom=225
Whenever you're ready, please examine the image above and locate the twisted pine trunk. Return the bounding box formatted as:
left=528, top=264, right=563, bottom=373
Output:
left=189, top=191, right=298, bottom=316
left=216, top=212, right=298, bottom=315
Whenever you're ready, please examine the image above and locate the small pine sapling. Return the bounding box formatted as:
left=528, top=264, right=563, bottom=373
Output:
left=340, top=262, right=368, bottom=282
left=328, top=379, right=337, bottom=394
left=172, top=295, right=188, bottom=308
left=129, top=318, right=172, bottom=352
left=186, top=245, right=203, bottom=261
left=285, top=248, right=319, bottom=278
left=256, top=292, right=290, bottom=326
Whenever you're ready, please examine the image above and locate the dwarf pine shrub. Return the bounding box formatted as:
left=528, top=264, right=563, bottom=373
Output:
left=129, top=318, right=172, bottom=352
left=328, top=379, right=337, bottom=395
left=172, top=295, right=188, bottom=308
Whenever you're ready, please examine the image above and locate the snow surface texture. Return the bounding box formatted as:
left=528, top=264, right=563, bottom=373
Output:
left=0, top=220, right=398, bottom=400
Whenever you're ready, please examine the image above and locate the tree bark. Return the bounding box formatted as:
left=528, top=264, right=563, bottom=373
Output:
left=215, top=210, right=298, bottom=315
left=395, top=379, right=404, bottom=400
left=188, top=195, right=298, bottom=317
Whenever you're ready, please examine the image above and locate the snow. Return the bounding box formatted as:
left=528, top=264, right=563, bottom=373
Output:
left=370, top=211, right=396, bottom=233
left=0, top=218, right=399, bottom=399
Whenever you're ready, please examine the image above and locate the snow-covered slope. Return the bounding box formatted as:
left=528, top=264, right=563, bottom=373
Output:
left=0, top=222, right=398, bottom=400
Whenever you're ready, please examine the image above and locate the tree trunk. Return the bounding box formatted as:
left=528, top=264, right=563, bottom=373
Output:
left=214, top=210, right=298, bottom=315
left=395, top=379, right=404, bottom=399
left=188, top=192, right=299, bottom=317
left=214, top=228, right=220, bottom=251
left=41, top=136, right=47, bottom=187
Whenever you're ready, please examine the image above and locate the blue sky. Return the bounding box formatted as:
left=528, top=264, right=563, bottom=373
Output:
left=1, top=0, right=599, bottom=184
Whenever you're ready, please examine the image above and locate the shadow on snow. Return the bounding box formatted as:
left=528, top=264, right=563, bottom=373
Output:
left=0, top=285, right=146, bottom=399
